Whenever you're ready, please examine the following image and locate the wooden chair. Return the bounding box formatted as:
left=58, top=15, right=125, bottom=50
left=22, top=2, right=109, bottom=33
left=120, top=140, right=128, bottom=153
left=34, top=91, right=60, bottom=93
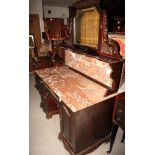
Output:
left=45, top=19, right=66, bottom=56
left=29, top=34, right=38, bottom=58
left=29, top=34, right=38, bottom=72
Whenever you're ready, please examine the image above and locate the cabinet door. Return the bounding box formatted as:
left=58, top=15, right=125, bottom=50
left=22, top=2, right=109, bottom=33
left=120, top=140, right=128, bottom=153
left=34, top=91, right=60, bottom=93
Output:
left=60, top=103, right=72, bottom=144
left=29, top=14, right=41, bottom=50
left=35, top=75, right=46, bottom=108
left=39, top=80, right=47, bottom=110
left=35, top=74, right=59, bottom=118
left=44, top=88, right=59, bottom=118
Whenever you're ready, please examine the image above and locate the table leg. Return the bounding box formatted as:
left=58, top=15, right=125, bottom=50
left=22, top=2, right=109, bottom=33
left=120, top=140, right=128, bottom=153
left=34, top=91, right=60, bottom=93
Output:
left=107, top=122, right=119, bottom=154
left=121, top=132, right=125, bottom=143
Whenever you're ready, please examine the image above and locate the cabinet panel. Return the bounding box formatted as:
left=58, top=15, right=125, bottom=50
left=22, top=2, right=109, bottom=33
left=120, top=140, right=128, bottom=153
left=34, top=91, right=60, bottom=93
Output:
left=59, top=97, right=115, bottom=154
left=29, top=14, right=41, bottom=49
left=43, top=88, right=59, bottom=118
left=29, top=14, right=41, bottom=50
left=35, top=74, right=59, bottom=118
left=59, top=103, right=72, bottom=145
left=74, top=97, right=115, bottom=153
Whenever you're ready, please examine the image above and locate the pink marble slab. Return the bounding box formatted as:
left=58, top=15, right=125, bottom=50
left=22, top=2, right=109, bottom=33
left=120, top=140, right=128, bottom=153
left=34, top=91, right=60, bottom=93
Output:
left=65, top=50, right=115, bottom=89
left=35, top=66, right=109, bottom=112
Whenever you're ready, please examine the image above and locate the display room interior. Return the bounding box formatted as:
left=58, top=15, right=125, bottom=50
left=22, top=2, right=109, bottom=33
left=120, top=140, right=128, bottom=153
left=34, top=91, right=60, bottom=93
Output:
left=29, top=0, right=125, bottom=155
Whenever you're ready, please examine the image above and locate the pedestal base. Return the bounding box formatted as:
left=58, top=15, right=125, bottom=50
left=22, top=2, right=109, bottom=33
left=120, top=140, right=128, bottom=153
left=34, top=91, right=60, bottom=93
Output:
left=58, top=132, right=110, bottom=155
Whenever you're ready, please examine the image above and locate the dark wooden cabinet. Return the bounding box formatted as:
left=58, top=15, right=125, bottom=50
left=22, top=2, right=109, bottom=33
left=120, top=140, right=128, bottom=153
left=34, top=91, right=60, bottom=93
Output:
left=35, top=74, right=59, bottom=118
left=52, top=54, right=65, bottom=67
left=29, top=14, right=41, bottom=50
left=59, top=103, right=72, bottom=145
left=35, top=61, right=53, bottom=70
left=35, top=65, right=124, bottom=154
left=59, top=97, right=116, bottom=155
left=34, top=0, right=125, bottom=154
left=29, top=52, right=34, bottom=72
left=33, top=55, right=64, bottom=70
left=33, top=56, right=53, bottom=70
left=43, top=88, right=59, bottom=118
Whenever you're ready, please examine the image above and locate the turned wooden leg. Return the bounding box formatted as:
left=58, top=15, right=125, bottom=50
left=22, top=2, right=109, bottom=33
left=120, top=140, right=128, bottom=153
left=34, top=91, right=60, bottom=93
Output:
left=121, top=132, right=125, bottom=143
left=107, top=122, right=119, bottom=154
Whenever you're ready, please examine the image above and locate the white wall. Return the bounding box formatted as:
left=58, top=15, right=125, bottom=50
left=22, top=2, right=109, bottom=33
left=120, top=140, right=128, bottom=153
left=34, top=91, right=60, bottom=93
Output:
left=29, top=0, right=44, bottom=39
left=43, top=5, right=69, bottom=25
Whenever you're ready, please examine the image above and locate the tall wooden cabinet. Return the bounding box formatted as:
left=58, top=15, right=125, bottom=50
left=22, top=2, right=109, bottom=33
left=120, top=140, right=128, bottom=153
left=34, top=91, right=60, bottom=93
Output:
left=29, top=14, right=42, bottom=50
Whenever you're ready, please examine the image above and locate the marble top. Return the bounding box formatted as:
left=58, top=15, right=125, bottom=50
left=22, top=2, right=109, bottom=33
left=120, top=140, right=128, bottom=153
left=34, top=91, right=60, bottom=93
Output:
left=36, top=66, right=109, bottom=112
left=35, top=66, right=124, bottom=112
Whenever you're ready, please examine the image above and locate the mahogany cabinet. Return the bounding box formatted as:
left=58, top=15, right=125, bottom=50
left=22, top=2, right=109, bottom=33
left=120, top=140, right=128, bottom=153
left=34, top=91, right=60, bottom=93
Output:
left=43, top=87, right=59, bottom=118
left=34, top=0, right=125, bottom=154
left=35, top=64, right=124, bottom=155
left=33, top=56, right=53, bottom=70
left=35, top=64, right=125, bottom=155
left=35, top=74, right=59, bottom=118
left=33, top=54, right=64, bottom=70
left=59, top=97, right=116, bottom=155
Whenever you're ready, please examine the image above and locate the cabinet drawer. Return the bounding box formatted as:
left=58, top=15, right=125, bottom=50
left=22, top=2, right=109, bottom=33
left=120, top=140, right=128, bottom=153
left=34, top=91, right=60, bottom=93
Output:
left=35, top=74, right=44, bottom=92
left=43, top=88, right=59, bottom=118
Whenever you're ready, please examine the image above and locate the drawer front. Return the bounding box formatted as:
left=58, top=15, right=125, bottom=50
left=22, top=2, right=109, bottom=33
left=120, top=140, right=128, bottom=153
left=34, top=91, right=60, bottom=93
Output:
left=114, top=102, right=125, bottom=130
left=35, top=74, right=44, bottom=93
left=43, top=88, right=59, bottom=117
left=45, top=90, right=58, bottom=113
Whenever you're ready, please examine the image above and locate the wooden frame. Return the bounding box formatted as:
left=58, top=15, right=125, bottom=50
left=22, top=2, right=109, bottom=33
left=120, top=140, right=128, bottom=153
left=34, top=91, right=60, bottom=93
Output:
left=29, top=34, right=38, bottom=57
left=64, top=0, right=122, bottom=60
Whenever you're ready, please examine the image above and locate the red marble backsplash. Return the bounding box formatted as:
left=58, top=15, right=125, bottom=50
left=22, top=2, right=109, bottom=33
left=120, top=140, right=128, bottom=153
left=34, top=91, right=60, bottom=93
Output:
left=65, top=50, right=115, bottom=89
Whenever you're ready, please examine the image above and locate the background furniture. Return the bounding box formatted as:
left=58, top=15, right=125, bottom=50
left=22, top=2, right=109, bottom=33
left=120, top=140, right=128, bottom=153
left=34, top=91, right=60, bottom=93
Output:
left=29, top=14, right=42, bottom=50
left=29, top=34, right=53, bottom=71
left=113, top=16, right=125, bottom=33
left=43, top=18, right=67, bottom=64
left=33, top=56, right=53, bottom=70
left=44, top=18, right=66, bottom=50
left=30, top=22, right=65, bottom=71
left=29, top=34, right=38, bottom=72
left=33, top=50, right=64, bottom=70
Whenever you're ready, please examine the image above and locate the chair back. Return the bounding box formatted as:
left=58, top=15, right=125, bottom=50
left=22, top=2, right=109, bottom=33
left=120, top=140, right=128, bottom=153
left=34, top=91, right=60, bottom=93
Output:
left=29, top=34, right=38, bottom=57
left=47, top=19, right=62, bottom=39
